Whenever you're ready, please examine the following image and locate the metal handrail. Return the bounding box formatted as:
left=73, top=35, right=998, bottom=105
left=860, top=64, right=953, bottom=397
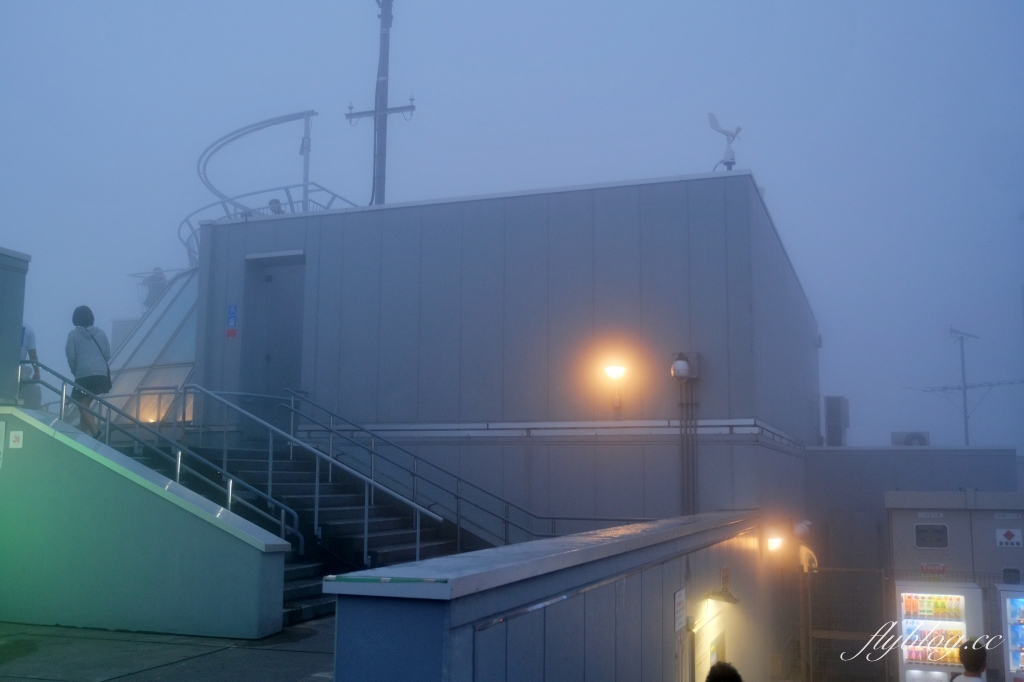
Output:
left=184, top=384, right=443, bottom=566
left=30, top=362, right=304, bottom=554
left=284, top=389, right=654, bottom=544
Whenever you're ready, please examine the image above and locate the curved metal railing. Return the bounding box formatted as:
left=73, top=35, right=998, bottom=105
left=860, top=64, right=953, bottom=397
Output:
left=178, top=109, right=359, bottom=265
left=24, top=362, right=304, bottom=554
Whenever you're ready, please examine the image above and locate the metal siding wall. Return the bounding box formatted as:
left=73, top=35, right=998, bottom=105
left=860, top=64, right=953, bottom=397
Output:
left=460, top=442, right=504, bottom=498
left=644, top=443, right=684, bottom=518
left=547, top=191, right=596, bottom=421
left=222, top=224, right=248, bottom=393
left=502, top=443, right=534, bottom=511
left=698, top=442, right=735, bottom=513
left=460, top=200, right=505, bottom=421
left=418, top=203, right=463, bottom=422
left=595, top=443, right=645, bottom=518
left=507, top=609, right=545, bottom=682
left=749, top=183, right=819, bottom=444
left=503, top=195, right=549, bottom=421
left=724, top=177, right=755, bottom=418
left=337, top=212, right=383, bottom=421
left=593, top=186, right=643, bottom=420
left=686, top=179, right=731, bottom=420
left=584, top=583, right=617, bottom=682
left=641, top=566, right=664, bottom=682
left=548, top=443, right=597, bottom=518
left=615, top=573, right=643, bottom=680
left=474, top=620, right=507, bottom=682
left=300, top=219, right=322, bottom=401
left=313, top=217, right=346, bottom=412
left=639, top=182, right=690, bottom=421
left=544, top=595, right=586, bottom=681
left=377, top=207, right=422, bottom=421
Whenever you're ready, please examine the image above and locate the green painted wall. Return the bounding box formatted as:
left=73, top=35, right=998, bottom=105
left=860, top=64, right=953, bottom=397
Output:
left=0, top=408, right=288, bottom=639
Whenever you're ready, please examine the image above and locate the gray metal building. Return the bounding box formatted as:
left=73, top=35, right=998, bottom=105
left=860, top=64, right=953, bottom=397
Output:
left=195, top=171, right=819, bottom=522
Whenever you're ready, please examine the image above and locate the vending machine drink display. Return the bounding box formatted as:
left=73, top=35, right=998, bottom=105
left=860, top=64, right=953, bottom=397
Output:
left=997, top=585, right=1024, bottom=682
left=896, top=581, right=983, bottom=682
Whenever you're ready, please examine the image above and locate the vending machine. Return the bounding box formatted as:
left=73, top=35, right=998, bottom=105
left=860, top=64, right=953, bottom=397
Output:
left=997, top=585, right=1024, bottom=682
left=895, top=581, right=984, bottom=682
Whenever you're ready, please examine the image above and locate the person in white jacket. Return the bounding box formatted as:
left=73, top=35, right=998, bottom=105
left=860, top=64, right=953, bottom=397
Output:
left=65, top=306, right=112, bottom=437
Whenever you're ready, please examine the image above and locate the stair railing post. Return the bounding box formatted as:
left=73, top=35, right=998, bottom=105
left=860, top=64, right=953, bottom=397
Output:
left=370, top=451, right=376, bottom=505
left=60, top=381, right=67, bottom=420
left=328, top=416, right=334, bottom=483
left=456, top=480, right=462, bottom=553
left=412, top=458, right=418, bottom=505
left=222, top=401, right=228, bottom=475
left=176, top=449, right=182, bottom=483
left=363, top=481, right=370, bottom=566
left=268, top=430, right=274, bottom=502
left=104, top=404, right=111, bottom=445
left=289, top=395, right=295, bottom=461
left=314, top=454, right=321, bottom=538
left=280, top=508, right=286, bottom=539
left=227, top=478, right=233, bottom=509
left=172, top=387, right=180, bottom=443
left=415, top=509, right=421, bottom=562
left=504, top=502, right=510, bottom=545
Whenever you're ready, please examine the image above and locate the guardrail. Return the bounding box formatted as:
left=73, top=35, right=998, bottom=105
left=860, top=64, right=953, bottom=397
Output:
left=183, top=384, right=443, bottom=566
left=22, top=363, right=303, bottom=554
left=284, top=389, right=654, bottom=546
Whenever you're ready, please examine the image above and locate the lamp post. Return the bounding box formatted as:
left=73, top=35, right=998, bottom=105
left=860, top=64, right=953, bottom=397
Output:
left=672, top=353, right=697, bottom=516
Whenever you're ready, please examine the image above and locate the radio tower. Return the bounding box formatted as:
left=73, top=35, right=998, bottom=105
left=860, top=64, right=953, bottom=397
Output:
left=346, top=0, right=416, bottom=205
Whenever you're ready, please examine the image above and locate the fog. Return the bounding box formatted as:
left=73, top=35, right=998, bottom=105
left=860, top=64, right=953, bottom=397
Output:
left=1, top=1, right=1021, bottom=450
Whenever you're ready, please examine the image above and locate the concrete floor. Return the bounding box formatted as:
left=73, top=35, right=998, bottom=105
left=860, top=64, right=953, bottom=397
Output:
left=0, top=617, right=334, bottom=682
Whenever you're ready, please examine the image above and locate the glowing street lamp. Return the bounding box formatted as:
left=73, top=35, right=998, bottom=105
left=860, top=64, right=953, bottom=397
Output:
left=605, top=365, right=626, bottom=408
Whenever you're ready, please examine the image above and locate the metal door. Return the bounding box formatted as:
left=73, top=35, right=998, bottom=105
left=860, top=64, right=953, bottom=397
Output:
left=242, top=256, right=305, bottom=430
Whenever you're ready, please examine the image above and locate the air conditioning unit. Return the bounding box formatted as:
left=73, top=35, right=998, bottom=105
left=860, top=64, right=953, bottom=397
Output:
left=824, top=396, right=849, bottom=446
left=891, top=431, right=930, bottom=446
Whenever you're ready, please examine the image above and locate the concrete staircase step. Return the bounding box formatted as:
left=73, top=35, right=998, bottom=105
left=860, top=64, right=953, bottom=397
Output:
left=282, top=595, right=335, bottom=626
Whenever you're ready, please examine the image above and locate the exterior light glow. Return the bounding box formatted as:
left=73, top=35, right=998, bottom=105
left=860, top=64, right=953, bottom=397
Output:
left=605, top=366, right=626, bottom=380
left=767, top=537, right=783, bottom=551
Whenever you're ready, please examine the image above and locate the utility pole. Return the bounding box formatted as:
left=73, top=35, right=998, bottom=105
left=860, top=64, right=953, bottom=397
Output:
left=918, top=329, right=1024, bottom=446
left=950, top=327, right=978, bottom=446
left=346, top=0, right=415, bottom=205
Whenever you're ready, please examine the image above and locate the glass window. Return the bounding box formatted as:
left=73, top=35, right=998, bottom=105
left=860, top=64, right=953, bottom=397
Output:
left=108, top=369, right=147, bottom=399
left=915, top=524, right=948, bottom=549
left=140, top=365, right=192, bottom=389
left=110, top=271, right=194, bottom=369
left=123, top=277, right=198, bottom=369
left=155, top=308, right=196, bottom=365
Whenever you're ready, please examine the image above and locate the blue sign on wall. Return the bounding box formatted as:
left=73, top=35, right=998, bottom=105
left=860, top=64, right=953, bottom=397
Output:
left=226, top=304, right=238, bottom=338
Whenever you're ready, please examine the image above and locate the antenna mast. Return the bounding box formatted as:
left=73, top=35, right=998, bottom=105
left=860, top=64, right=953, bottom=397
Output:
left=346, top=0, right=415, bottom=205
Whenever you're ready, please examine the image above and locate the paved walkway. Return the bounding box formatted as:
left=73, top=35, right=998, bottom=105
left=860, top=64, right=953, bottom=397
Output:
left=0, top=617, right=334, bottom=682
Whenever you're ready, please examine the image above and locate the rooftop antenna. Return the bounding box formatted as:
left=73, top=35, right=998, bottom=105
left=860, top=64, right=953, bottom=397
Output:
left=346, top=0, right=416, bottom=206
left=708, top=113, right=741, bottom=171
left=912, top=327, right=1024, bottom=446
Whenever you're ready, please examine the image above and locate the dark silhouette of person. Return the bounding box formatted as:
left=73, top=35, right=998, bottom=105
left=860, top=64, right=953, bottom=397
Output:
left=269, top=198, right=285, bottom=214
left=707, top=662, right=743, bottom=682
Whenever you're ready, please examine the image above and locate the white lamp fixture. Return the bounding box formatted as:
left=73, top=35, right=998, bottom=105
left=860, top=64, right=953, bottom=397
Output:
left=605, top=365, right=626, bottom=407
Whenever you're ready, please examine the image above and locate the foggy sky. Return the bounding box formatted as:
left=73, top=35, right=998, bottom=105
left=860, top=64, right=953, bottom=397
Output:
left=1, top=1, right=1022, bottom=451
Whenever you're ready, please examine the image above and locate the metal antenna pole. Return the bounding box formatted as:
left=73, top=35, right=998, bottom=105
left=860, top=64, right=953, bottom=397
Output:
left=301, top=115, right=312, bottom=212
left=950, top=327, right=979, bottom=446
left=345, top=0, right=415, bottom=206
left=373, top=0, right=393, bottom=205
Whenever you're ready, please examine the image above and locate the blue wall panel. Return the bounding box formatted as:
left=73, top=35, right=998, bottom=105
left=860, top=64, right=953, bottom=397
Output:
left=460, top=200, right=505, bottom=421
left=502, top=195, right=550, bottom=421
left=418, top=203, right=463, bottom=422
left=377, top=207, right=422, bottom=422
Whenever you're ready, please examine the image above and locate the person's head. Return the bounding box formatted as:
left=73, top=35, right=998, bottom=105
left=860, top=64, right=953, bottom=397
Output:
left=706, top=662, right=743, bottom=682
left=269, top=198, right=283, bottom=214
left=958, top=639, right=987, bottom=674
left=72, top=306, right=94, bottom=328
